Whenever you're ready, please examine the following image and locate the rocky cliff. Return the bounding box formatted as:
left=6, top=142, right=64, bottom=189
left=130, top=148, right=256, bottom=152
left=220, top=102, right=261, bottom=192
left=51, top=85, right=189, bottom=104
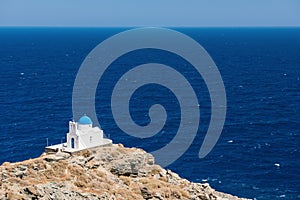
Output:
left=0, top=144, right=249, bottom=200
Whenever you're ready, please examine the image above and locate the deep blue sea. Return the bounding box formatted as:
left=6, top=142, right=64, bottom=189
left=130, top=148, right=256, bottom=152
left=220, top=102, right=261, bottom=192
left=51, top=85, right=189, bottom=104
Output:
left=0, top=27, right=299, bottom=199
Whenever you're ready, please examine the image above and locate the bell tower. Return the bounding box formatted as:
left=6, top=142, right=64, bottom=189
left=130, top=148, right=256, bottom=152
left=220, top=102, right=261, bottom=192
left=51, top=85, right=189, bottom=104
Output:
left=67, top=121, right=79, bottom=149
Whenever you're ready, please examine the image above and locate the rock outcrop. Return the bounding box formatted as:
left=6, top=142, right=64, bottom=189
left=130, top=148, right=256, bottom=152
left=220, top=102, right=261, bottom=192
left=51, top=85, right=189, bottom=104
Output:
left=0, top=144, right=249, bottom=200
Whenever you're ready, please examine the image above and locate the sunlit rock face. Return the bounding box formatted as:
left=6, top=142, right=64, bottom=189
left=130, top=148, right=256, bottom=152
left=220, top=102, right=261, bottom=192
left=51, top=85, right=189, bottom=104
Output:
left=0, top=144, right=249, bottom=200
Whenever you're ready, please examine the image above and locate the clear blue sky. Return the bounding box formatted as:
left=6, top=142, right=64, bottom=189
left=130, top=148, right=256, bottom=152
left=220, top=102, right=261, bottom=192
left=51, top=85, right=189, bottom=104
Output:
left=0, top=0, right=299, bottom=27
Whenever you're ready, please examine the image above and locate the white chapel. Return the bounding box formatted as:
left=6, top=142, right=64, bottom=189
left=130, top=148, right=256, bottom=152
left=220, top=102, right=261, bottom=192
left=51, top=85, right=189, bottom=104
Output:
left=66, top=115, right=112, bottom=149
left=46, top=115, right=112, bottom=153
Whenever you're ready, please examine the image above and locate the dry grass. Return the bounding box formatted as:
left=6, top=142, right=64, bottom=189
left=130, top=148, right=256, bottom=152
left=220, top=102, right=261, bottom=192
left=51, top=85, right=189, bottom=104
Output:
left=159, top=176, right=168, bottom=182
left=150, top=166, right=161, bottom=175
left=77, top=150, right=91, bottom=158
left=120, top=175, right=131, bottom=186
left=180, top=189, right=190, bottom=198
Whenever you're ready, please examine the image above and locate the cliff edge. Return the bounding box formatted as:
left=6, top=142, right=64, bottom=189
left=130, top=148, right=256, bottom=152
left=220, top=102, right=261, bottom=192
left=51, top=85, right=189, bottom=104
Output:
left=0, top=144, right=250, bottom=200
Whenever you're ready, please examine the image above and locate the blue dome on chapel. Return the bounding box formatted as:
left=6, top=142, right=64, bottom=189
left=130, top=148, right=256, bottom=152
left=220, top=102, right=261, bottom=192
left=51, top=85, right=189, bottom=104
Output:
left=78, top=115, right=93, bottom=125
